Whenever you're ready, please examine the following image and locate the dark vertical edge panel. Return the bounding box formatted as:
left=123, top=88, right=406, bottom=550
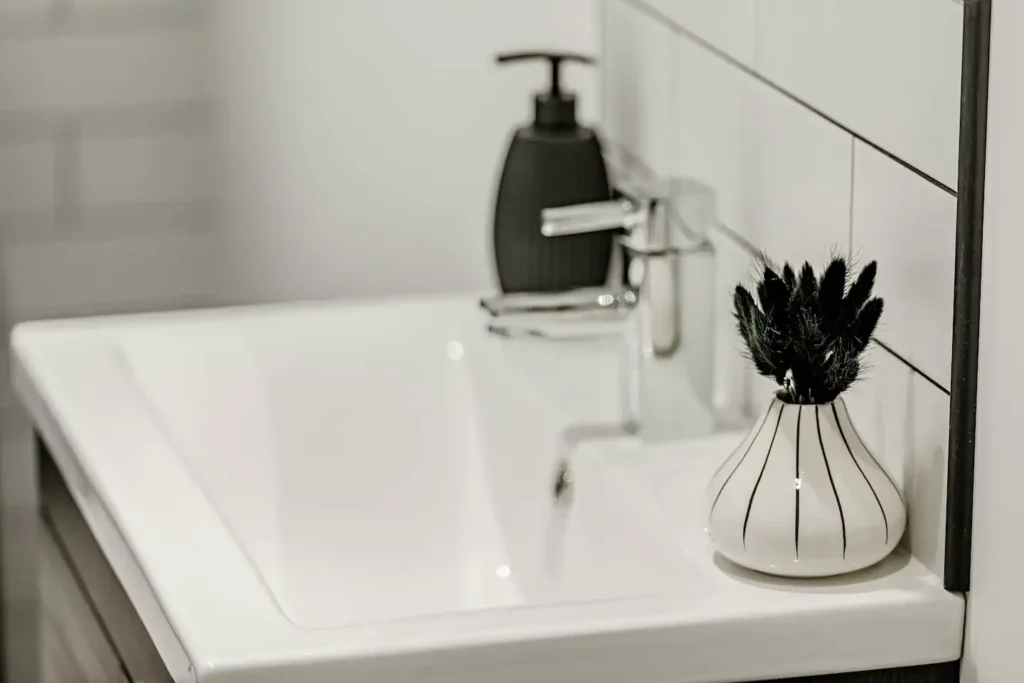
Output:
left=945, top=0, right=992, bottom=593
left=0, top=436, right=4, bottom=683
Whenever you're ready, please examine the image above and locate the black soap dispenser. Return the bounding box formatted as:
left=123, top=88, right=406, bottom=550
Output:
left=492, top=51, right=613, bottom=293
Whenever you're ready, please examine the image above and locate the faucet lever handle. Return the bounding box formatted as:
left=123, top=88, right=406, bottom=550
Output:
left=541, top=198, right=629, bottom=222
left=540, top=198, right=649, bottom=238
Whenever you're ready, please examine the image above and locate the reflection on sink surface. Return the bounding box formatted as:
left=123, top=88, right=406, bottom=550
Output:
left=119, top=300, right=697, bottom=629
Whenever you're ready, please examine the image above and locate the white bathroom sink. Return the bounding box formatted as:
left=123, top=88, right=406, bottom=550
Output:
left=12, top=295, right=964, bottom=683
left=112, top=298, right=694, bottom=629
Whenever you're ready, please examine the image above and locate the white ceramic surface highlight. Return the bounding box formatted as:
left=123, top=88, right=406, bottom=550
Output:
left=11, top=297, right=960, bottom=683
left=705, top=396, right=907, bottom=578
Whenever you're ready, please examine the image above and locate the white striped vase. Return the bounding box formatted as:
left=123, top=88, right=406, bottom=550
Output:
left=704, top=396, right=906, bottom=578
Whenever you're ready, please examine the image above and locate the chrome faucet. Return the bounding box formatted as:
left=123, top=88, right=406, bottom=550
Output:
left=540, top=173, right=718, bottom=441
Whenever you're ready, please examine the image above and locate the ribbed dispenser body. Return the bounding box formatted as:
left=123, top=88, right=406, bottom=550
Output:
left=493, top=127, right=612, bottom=292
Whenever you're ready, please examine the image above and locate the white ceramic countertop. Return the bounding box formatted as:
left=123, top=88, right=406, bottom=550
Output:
left=11, top=295, right=964, bottom=683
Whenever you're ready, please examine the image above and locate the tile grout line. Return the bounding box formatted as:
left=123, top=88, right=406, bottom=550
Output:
left=873, top=339, right=950, bottom=396
left=618, top=0, right=957, bottom=198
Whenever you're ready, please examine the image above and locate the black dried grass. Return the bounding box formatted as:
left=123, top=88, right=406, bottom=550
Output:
left=733, top=253, right=884, bottom=405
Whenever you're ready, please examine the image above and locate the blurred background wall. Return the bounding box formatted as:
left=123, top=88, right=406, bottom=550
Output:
left=0, top=2, right=597, bottom=678
left=1, top=5, right=214, bottom=677
left=211, top=0, right=599, bottom=304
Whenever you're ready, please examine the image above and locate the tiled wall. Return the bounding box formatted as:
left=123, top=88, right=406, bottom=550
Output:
left=0, top=1, right=214, bottom=676
left=0, top=0, right=215, bottom=401
left=600, top=0, right=962, bottom=579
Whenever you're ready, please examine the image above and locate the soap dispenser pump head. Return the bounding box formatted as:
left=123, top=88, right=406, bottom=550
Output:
left=496, top=51, right=595, bottom=130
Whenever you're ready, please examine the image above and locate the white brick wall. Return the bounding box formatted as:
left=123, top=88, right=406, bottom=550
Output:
left=0, top=139, right=54, bottom=213
left=0, top=33, right=208, bottom=112
left=80, top=132, right=211, bottom=205
left=0, top=1, right=214, bottom=674
left=3, top=233, right=215, bottom=319
left=602, top=0, right=961, bottom=580
left=0, top=2, right=215, bottom=359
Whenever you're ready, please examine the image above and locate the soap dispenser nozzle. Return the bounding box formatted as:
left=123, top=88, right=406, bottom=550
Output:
left=496, top=51, right=595, bottom=129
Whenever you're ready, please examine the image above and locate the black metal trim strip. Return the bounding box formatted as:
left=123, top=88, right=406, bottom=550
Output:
left=945, top=0, right=991, bottom=594
left=0, top=456, right=5, bottom=682
left=618, top=0, right=957, bottom=198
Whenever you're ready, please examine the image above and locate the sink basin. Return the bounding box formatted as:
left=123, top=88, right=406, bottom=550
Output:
left=11, top=295, right=964, bottom=683
left=116, top=299, right=693, bottom=629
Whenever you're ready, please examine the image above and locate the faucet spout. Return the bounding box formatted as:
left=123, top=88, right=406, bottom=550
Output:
left=541, top=173, right=719, bottom=441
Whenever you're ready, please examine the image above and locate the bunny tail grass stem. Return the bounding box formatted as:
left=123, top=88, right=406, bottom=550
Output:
left=733, top=255, right=884, bottom=405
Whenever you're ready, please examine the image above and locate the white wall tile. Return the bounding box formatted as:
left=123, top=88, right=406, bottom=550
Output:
left=672, top=25, right=747, bottom=231
left=602, top=0, right=677, bottom=173
left=3, top=233, right=216, bottom=319
left=755, top=0, right=963, bottom=190
left=844, top=347, right=949, bottom=579
left=670, top=21, right=843, bottom=415
left=602, top=0, right=958, bottom=583
left=0, top=139, right=54, bottom=213
left=709, top=226, right=810, bottom=424
left=0, top=31, right=208, bottom=112
left=740, top=78, right=852, bottom=266
left=80, top=133, right=211, bottom=206
left=706, top=229, right=759, bottom=418
left=852, top=142, right=956, bottom=388
left=643, top=0, right=756, bottom=67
